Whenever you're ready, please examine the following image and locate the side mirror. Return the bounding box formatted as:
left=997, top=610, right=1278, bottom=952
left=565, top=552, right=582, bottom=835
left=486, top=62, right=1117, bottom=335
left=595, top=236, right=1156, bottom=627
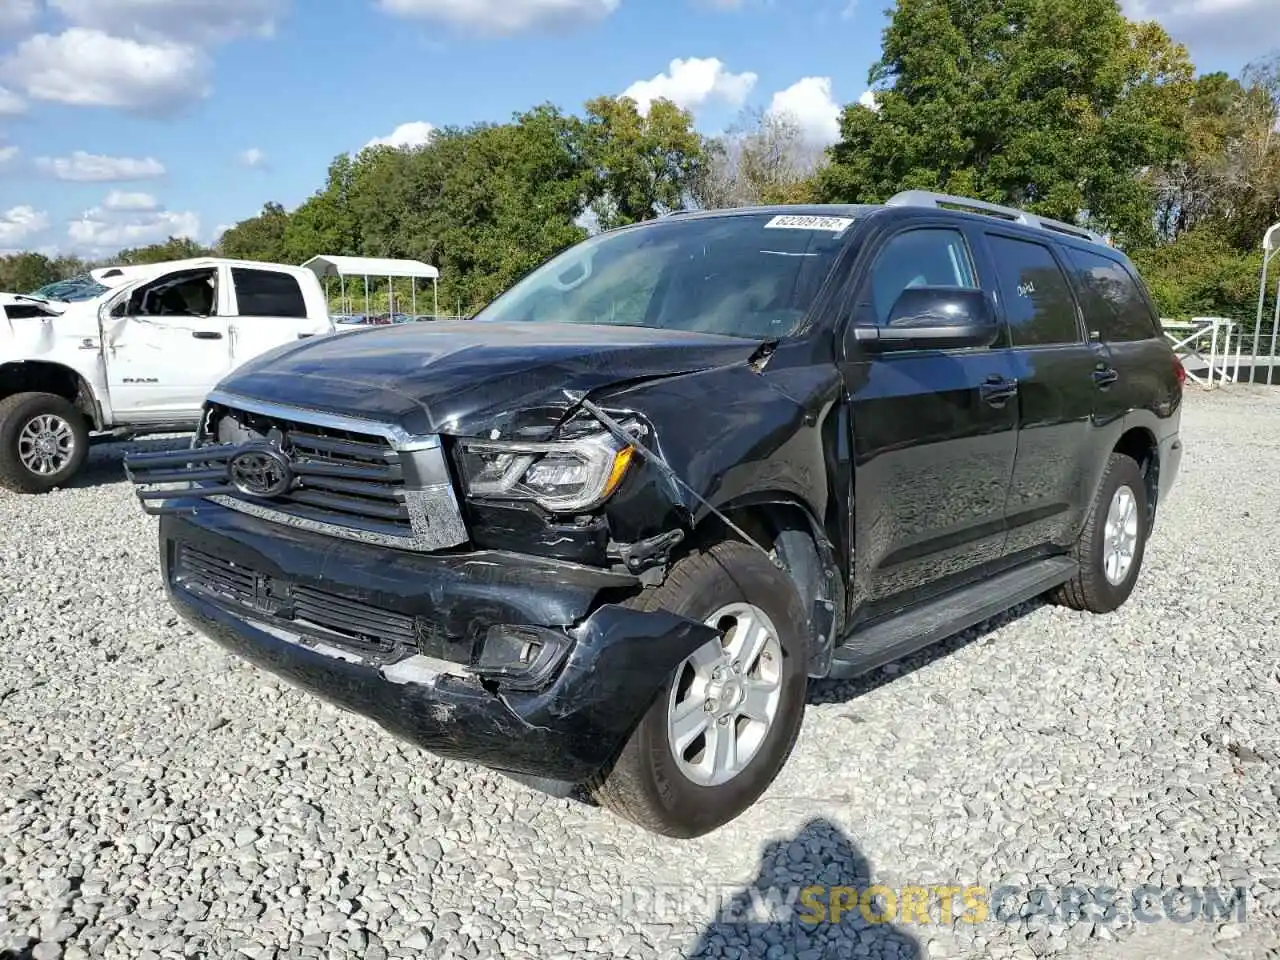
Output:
left=856, top=287, right=999, bottom=353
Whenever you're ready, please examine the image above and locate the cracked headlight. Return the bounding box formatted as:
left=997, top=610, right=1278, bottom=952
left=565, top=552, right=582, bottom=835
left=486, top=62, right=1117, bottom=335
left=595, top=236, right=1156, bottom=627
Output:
left=457, top=431, right=637, bottom=513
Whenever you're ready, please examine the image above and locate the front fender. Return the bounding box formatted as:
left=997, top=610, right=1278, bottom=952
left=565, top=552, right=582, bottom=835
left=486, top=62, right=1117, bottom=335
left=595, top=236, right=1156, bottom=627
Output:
left=598, top=361, right=841, bottom=544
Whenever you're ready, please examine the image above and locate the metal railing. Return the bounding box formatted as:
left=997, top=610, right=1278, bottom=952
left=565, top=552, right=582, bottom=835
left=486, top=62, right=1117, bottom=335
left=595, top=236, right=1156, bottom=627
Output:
left=1163, top=318, right=1241, bottom=388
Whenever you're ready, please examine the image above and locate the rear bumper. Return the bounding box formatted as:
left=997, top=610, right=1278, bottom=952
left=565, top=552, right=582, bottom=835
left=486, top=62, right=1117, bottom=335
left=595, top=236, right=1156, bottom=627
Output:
left=160, top=504, right=716, bottom=783
left=1157, top=431, right=1182, bottom=506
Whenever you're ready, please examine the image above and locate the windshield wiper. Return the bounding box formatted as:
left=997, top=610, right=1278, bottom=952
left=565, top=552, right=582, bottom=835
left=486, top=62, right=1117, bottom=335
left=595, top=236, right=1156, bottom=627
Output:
left=747, top=338, right=780, bottom=372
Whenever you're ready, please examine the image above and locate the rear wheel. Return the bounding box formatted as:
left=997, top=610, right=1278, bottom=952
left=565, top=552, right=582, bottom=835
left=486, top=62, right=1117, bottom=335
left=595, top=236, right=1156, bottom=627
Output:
left=1052, top=453, right=1149, bottom=614
left=590, top=540, right=810, bottom=838
left=0, top=392, right=90, bottom=494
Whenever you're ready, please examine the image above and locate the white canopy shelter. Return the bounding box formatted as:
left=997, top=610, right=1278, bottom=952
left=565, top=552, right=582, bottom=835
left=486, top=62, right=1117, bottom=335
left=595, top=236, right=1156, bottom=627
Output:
left=301, top=255, right=440, bottom=319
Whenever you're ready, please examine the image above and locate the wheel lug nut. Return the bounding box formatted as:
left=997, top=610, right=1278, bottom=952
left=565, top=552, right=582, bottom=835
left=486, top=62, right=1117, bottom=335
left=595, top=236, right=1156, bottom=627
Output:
left=718, top=716, right=730, bottom=726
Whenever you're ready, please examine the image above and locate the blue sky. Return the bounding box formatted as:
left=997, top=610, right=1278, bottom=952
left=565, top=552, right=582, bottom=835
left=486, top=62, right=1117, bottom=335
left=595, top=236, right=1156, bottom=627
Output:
left=0, top=0, right=1272, bottom=260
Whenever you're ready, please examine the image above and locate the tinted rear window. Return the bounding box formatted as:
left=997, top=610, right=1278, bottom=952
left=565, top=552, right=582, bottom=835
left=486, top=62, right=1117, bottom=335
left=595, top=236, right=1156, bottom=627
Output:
left=986, top=235, right=1082, bottom=347
left=1064, top=249, right=1159, bottom=342
left=232, top=268, right=307, bottom=319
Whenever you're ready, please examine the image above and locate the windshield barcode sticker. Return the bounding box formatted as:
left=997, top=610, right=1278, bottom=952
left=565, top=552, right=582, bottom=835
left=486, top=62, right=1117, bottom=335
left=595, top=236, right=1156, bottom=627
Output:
left=764, top=215, right=855, bottom=234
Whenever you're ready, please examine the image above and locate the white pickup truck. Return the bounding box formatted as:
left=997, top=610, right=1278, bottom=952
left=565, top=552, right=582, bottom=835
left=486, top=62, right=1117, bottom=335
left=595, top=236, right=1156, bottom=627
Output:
left=0, top=257, right=336, bottom=493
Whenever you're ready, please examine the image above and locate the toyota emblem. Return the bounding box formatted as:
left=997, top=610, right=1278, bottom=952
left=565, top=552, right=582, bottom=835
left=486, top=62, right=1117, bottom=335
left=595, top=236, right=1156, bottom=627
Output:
left=228, top=445, right=294, bottom=498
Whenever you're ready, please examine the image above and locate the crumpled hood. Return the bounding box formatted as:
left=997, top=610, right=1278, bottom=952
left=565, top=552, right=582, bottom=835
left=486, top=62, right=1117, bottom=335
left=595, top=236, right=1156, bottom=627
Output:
left=217, top=320, right=761, bottom=438
left=0, top=293, right=68, bottom=317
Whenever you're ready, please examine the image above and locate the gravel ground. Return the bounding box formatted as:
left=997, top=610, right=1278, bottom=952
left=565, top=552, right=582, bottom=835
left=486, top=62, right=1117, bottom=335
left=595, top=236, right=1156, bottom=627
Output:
left=3, top=388, right=1280, bottom=960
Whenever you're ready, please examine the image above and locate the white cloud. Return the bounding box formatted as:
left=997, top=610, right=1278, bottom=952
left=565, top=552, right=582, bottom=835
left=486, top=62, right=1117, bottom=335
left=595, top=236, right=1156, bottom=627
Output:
left=858, top=89, right=880, bottom=112
left=0, top=206, right=51, bottom=247
left=0, top=146, right=18, bottom=169
left=0, top=86, right=25, bottom=116
left=365, top=121, right=436, bottom=150
left=768, top=76, right=842, bottom=145
left=69, top=205, right=201, bottom=250
left=103, top=190, right=160, bottom=212
left=0, top=0, right=38, bottom=34
left=378, top=0, right=619, bottom=34
left=622, top=57, right=758, bottom=117
left=36, top=151, right=167, bottom=182
left=49, top=0, right=287, bottom=43
left=212, top=223, right=233, bottom=243
left=5, top=29, right=211, bottom=114
left=239, top=147, right=267, bottom=167
left=1123, top=0, right=1272, bottom=55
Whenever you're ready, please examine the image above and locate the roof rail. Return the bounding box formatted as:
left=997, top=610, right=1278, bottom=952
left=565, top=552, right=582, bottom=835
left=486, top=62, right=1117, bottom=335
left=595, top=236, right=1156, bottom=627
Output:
left=885, top=190, right=1111, bottom=246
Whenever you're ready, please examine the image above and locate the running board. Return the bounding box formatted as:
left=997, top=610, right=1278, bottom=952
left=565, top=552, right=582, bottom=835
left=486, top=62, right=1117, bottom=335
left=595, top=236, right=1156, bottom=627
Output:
left=828, top=556, right=1078, bottom=680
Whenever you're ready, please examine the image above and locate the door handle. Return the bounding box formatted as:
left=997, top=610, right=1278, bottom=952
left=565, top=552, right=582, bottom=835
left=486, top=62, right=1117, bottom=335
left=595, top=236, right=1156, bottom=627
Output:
left=980, top=375, right=1019, bottom=408
left=192, top=331, right=223, bottom=340
left=1093, top=365, right=1119, bottom=388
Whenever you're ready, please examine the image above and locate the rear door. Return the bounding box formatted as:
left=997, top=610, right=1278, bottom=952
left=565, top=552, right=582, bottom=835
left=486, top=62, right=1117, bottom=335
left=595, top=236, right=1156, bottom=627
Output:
left=227, top=267, right=325, bottom=368
left=1062, top=245, right=1174, bottom=424
left=840, top=223, right=1019, bottom=613
left=976, top=231, right=1106, bottom=557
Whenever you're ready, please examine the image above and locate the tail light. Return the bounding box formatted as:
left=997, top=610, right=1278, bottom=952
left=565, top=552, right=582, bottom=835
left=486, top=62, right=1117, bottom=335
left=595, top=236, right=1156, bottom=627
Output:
left=1173, top=355, right=1187, bottom=387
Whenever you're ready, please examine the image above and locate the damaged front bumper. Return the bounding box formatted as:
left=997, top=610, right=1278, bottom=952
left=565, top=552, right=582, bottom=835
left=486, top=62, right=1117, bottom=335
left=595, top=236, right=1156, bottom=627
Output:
left=159, top=503, right=717, bottom=786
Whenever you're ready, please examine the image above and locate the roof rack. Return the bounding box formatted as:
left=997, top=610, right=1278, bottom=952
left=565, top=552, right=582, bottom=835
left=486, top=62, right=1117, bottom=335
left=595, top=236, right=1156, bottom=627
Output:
left=886, top=190, right=1111, bottom=246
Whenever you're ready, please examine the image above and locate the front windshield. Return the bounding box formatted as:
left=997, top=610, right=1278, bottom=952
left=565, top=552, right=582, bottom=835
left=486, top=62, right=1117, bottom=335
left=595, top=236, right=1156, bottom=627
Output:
left=29, top=275, right=109, bottom=302
left=476, top=213, right=854, bottom=340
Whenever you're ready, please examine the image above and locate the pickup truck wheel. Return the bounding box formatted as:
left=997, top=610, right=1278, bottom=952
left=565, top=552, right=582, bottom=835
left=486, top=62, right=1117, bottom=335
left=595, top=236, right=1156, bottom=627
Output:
left=0, top=392, right=90, bottom=494
left=590, top=540, right=809, bottom=839
left=1052, top=453, right=1148, bottom=614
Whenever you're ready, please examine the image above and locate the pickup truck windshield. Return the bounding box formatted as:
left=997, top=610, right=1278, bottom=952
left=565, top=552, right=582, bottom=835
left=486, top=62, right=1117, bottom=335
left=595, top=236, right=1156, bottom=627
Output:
left=476, top=213, right=853, bottom=339
left=28, top=275, right=109, bottom=302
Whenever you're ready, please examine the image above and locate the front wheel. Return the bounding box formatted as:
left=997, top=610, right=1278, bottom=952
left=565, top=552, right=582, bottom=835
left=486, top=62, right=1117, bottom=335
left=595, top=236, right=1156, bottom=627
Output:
left=590, top=540, right=810, bottom=838
left=0, top=392, right=90, bottom=494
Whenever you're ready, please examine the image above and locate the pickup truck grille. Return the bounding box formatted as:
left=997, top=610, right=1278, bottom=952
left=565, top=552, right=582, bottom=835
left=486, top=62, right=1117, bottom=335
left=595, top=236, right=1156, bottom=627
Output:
left=124, top=394, right=468, bottom=553
left=174, top=545, right=418, bottom=663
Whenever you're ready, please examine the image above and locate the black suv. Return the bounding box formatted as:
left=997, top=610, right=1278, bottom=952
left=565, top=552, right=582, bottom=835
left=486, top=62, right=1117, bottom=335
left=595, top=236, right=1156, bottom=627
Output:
left=125, top=192, right=1184, bottom=838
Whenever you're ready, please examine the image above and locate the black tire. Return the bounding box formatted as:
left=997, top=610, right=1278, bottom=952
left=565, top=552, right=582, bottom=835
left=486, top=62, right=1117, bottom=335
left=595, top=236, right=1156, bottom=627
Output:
left=590, top=540, right=810, bottom=839
left=0, top=392, right=90, bottom=494
left=1052, top=453, right=1149, bottom=614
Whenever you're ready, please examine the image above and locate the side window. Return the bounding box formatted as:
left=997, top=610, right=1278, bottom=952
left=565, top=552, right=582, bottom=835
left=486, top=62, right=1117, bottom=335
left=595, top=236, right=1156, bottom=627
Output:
left=868, top=228, right=979, bottom=325
left=1064, top=248, right=1159, bottom=342
left=232, top=268, right=307, bottom=319
left=986, top=236, right=1081, bottom=347
left=115, top=269, right=218, bottom=318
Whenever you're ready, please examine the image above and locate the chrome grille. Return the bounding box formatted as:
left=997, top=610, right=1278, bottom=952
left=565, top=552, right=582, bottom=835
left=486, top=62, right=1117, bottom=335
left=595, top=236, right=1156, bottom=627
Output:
left=214, top=411, right=413, bottom=538
left=124, top=392, right=468, bottom=553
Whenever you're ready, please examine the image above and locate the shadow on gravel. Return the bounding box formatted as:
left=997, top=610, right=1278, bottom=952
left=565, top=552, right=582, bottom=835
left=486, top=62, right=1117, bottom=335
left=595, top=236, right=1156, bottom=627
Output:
left=70, top=435, right=193, bottom=489
left=686, top=817, right=922, bottom=959
left=806, top=598, right=1047, bottom=706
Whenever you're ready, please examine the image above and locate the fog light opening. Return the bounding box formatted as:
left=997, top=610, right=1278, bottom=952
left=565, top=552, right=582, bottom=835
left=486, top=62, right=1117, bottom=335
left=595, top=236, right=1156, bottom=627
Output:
left=476, top=624, right=571, bottom=691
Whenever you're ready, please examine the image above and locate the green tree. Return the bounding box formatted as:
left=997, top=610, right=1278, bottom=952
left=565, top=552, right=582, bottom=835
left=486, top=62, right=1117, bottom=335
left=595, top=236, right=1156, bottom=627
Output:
left=0, top=253, right=60, bottom=292
left=1153, top=57, right=1280, bottom=250
left=819, top=0, right=1194, bottom=248
left=582, top=96, right=707, bottom=228
left=115, top=236, right=212, bottom=265
left=408, top=106, right=592, bottom=311
left=218, top=202, right=290, bottom=262
left=1133, top=227, right=1269, bottom=323
left=283, top=154, right=360, bottom=264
